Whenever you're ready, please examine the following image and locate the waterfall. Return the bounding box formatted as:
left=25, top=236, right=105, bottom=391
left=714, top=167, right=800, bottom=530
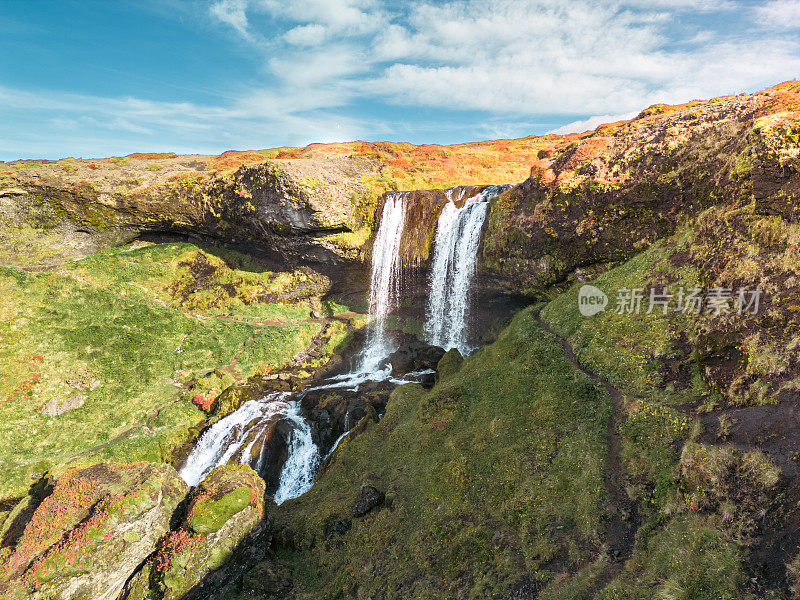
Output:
left=178, top=184, right=506, bottom=503
left=273, top=402, right=320, bottom=505
left=179, top=392, right=291, bottom=487
left=359, top=191, right=407, bottom=373
left=424, top=184, right=511, bottom=354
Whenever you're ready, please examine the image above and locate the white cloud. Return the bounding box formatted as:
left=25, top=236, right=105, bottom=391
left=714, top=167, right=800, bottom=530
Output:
left=548, top=112, right=639, bottom=135
left=9, top=0, right=800, bottom=160
left=199, top=0, right=800, bottom=136
left=209, top=0, right=252, bottom=40
left=284, top=23, right=327, bottom=46
left=268, top=45, right=370, bottom=86
left=362, top=0, right=800, bottom=115
left=257, top=0, right=386, bottom=34
left=754, top=0, right=800, bottom=29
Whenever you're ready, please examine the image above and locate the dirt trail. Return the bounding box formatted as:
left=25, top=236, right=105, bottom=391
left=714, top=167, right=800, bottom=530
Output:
left=534, top=311, right=639, bottom=587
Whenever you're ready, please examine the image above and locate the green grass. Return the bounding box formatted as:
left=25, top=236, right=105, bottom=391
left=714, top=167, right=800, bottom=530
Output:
left=0, top=242, right=340, bottom=500
left=541, top=235, right=703, bottom=399
left=275, top=306, right=612, bottom=599
left=540, top=235, right=705, bottom=513
left=599, top=513, right=744, bottom=600
left=533, top=217, right=790, bottom=598
left=61, top=242, right=330, bottom=321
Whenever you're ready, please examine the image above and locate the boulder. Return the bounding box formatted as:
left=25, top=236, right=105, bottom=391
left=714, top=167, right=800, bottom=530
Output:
left=388, top=337, right=446, bottom=377
left=1, top=462, right=187, bottom=600
left=352, top=485, right=385, bottom=518
left=436, top=348, right=464, bottom=380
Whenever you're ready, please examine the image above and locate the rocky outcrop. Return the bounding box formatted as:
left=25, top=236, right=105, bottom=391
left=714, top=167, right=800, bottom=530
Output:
left=352, top=485, right=385, bottom=518
left=0, top=462, right=187, bottom=600
left=122, top=464, right=268, bottom=600
left=300, top=381, right=393, bottom=455
left=388, top=336, right=446, bottom=377
left=480, top=82, right=800, bottom=297
left=0, top=155, right=380, bottom=270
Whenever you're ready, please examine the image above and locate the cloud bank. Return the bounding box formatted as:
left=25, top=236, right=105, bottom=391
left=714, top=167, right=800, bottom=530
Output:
left=3, top=0, right=800, bottom=159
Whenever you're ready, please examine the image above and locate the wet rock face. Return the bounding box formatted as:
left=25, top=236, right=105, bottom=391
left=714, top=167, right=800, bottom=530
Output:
left=388, top=185, right=489, bottom=263
left=300, top=382, right=393, bottom=456
left=0, top=462, right=187, bottom=600
left=241, top=419, right=293, bottom=497
left=388, top=335, right=446, bottom=377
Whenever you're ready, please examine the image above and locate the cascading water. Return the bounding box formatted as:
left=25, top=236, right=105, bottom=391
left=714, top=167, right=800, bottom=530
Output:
left=424, top=184, right=511, bottom=354
left=178, top=183, right=504, bottom=504
left=179, top=392, right=291, bottom=487
left=359, top=191, right=407, bottom=373
left=273, top=402, right=320, bottom=505
left=178, top=193, right=410, bottom=502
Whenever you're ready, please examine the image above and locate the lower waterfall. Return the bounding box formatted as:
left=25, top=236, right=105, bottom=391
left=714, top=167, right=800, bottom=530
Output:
left=179, top=392, right=291, bottom=488
left=272, top=401, right=320, bottom=505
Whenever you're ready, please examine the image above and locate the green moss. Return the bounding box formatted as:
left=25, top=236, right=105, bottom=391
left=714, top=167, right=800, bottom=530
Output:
left=187, top=486, right=252, bottom=535
left=541, top=236, right=702, bottom=398
left=436, top=349, right=464, bottom=380
left=0, top=243, right=342, bottom=500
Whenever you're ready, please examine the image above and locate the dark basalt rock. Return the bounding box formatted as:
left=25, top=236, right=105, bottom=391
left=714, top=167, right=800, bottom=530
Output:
left=299, top=381, right=393, bottom=456
left=352, top=485, right=385, bottom=518
left=325, top=519, right=352, bottom=538
left=237, top=419, right=294, bottom=496
left=388, top=335, right=446, bottom=377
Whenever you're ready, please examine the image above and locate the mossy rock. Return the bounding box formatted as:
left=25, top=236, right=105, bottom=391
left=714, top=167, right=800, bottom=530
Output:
left=186, top=464, right=265, bottom=535
left=5, top=462, right=187, bottom=600
left=123, top=464, right=267, bottom=600
left=436, top=348, right=463, bottom=380
left=187, top=486, right=252, bottom=535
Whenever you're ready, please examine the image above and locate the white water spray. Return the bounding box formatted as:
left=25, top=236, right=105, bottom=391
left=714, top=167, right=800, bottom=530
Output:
left=179, top=392, right=291, bottom=487
left=424, top=185, right=511, bottom=354
left=359, top=191, right=407, bottom=373
left=273, top=402, right=320, bottom=505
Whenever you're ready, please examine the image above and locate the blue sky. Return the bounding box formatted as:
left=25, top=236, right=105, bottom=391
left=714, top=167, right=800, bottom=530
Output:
left=2, top=0, right=800, bottom=160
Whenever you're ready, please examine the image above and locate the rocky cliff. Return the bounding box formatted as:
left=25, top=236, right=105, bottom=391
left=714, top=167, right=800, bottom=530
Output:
left=480, top=81, right=800, bottom=296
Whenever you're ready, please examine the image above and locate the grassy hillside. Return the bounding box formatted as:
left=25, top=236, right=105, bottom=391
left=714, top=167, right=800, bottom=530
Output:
left=260, top=196, right=799, bottom=599
left=271, top=306, right=612, bottom=599
left=0, top=242, right=354, bottom=501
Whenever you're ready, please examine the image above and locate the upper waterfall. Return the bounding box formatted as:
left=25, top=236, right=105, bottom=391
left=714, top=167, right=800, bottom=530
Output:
left=359, top=191, right=407, bottom=373
left=424, top=184, right=511, bottom=354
